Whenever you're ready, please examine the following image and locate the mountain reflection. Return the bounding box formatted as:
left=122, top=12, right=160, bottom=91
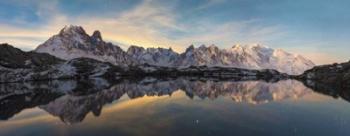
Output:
left=0, top=78, right=344, bottom=124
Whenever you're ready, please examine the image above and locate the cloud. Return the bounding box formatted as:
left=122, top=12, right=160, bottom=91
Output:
left=0, top=0, right=285, bottom=52
left=117, top=0, right=184, bottom=31
left=195, top=0, right=226, bottom=10
left=2, top=0, right=337, bottom=64
left=175, top=19, right=287, bottom=50
left=0, top=0, right=185, bottom=51
left=70, top=0, right=187, bottom=51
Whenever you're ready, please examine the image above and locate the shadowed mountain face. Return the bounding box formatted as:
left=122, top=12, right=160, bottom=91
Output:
left=0, top=43, right=63, bottom=69
left=0, top=43, right=127, bottom=83
left=0, top=78, right=318, bottom=124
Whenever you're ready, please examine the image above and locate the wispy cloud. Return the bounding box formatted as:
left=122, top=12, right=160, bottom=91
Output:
left=195, top=0, right=226, bottom=10
left=1, top=0, right=184, bottom=51
left=0, top=0, right=344, bottom=64
left=1, top=0, right=284, bottom=50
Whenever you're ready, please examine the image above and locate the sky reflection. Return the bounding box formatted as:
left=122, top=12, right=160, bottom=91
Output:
left=1, top=79, right=350, bottom=136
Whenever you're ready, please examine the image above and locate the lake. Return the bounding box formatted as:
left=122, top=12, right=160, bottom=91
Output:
left=1, top=78, right=350, bottom=136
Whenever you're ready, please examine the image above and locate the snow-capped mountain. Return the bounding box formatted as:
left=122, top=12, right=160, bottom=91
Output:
left=177, top=44, right=223, bottom=66
left=176, top=44, right=315, bottom=75
left=35, top=25, right=135, bottom=66
left=34, top=25, right=314, bottom=75
left=126, top=44, right=314, bottom=75
left=127, top=46, right=179, bottom=66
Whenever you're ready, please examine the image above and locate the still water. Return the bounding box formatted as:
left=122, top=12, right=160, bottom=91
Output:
left=0, top=78, right=350, bottom=136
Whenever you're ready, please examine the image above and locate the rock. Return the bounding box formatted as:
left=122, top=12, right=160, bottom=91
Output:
left=299, top=60, right=350, bottom=89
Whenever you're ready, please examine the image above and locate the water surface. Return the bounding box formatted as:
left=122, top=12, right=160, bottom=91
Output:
left=1, top=78, right=350, bottom=136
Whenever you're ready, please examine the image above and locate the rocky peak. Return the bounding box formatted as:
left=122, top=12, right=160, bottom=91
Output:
left=1, top=43, right=63, bottom=69
left=127, top=45, right=145, bottom=55
left=273, top=48, right=290, bottom=57
left=59, top=25, right=87, bottom=36
left=0, top=43, right=25, bottom=58
left=250, top=44, right=263, bottom=48
left=127, top=46, right=180, bottom=66
left=35, top=25, right=135, bottom=66
left=91, top=30, right=102, bottom=42
left=168, top=47, right=173, bottom=52
left=0, top=43, right=15, bottom=49
left=185, top=45, right=195, bottom=53
left=147, top=47, right=174, bottom=54
left=230, top=44, right=244, bottom=52
left=208, top=44, right=219, bottom=53
left=0, top=43, right=9, bottom=46
left=232, top=44, right=241, bottom=48
left=198, top=44, right=207, bottom=50
left=208, top=44, right=217, bottom=48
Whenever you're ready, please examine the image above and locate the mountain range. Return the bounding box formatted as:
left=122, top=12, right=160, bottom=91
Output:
left=35, top=25, right=315, bottom=75
left=0, top=43, right=289, bottom=83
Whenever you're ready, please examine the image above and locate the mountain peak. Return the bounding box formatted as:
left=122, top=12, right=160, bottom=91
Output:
left=232, top=44, right=267, bottom=49
left=0, top=43, right=21, bottom=52
left=92, top=30, right=102, bottom=41
left=209, top=44, right=217, bottom=47
left=127, top=45, right=145, bottom=54
left=0, top=43, right=10, bottom=47
left=250, top=44, right=271, bottom=50
left=185, top=45, right=195, bottom=52
left=199, top=44, right=207, bottom=49
left=232, top=44, right=242, bottom=48
left=35, top=25, right=134, bottom=66
left=208, top=44, right=218, bottom=49
left=59, top=25, right=86, bottom=35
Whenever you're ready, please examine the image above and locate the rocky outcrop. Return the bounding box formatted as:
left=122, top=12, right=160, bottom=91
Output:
left=0, top=43, right=63, bottom=69
left=0, top=44, right=127, bottom=83
left=298, top=61, right=350, bottom=89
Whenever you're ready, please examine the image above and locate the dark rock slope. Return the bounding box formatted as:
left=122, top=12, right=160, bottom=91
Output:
left=0, top=43, right=126, bottom=83
left=0, top=43, right=63, bottom=69
left=298, top=61, right=350, bottom=90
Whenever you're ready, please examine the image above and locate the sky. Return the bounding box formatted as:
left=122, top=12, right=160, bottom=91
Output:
left=0, top=0, right=349, bottom=64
